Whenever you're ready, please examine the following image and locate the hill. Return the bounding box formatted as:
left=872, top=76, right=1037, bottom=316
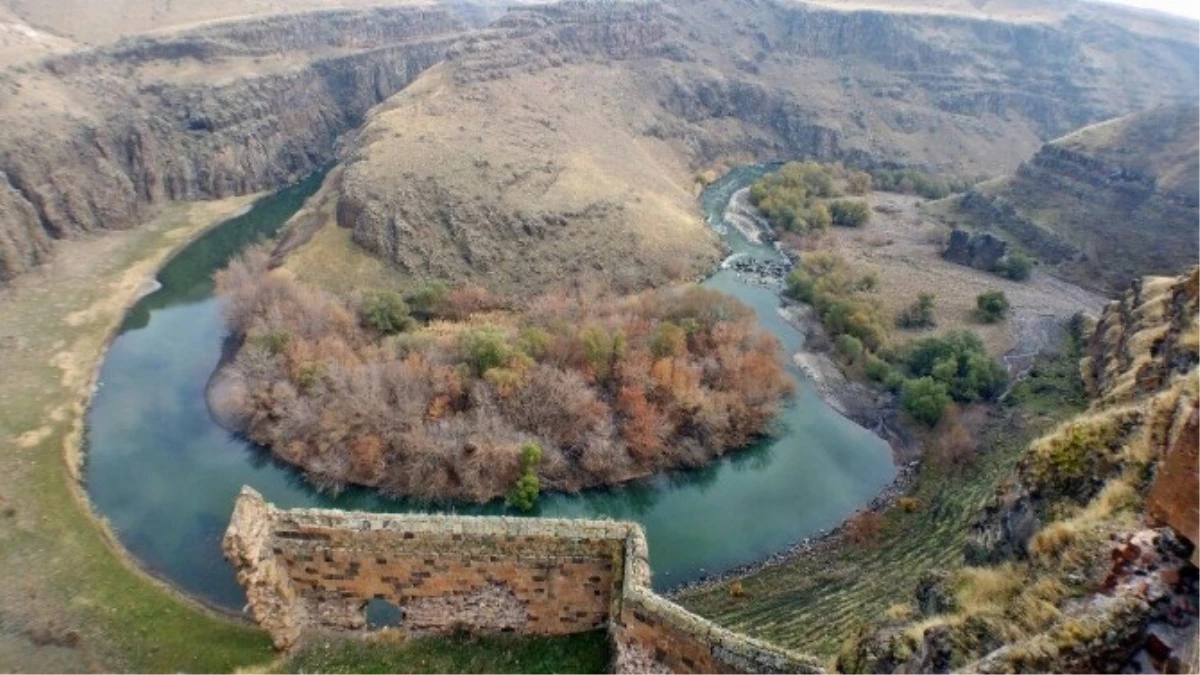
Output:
left=934, top=103, right=1199, bottom=294
left=281, top=0, right=1199, bottom=296
left=2, top=0, right=1199, bottom=287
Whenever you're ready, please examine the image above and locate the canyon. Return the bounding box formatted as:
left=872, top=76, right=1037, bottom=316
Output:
left=2, top=0, right=1198, bottom=289
left=940, top=103, right=1200, bottom=294
left=0, top=0, right=1197, bottom=672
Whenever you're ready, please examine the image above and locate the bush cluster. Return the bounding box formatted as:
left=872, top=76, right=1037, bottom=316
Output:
left=215, top=248, right=793, bottom=503
left=975, top=290, right=1010, bottom=323
left=896, top=293, right=936, bottom=330
left=993, top=251, right=1033, bottom=281
left=829, top=200, right=871, bottom=228
left=748, top=162, right=840, bottom=234
left=785, top=252, right=886, bottom=350
left=868, top=168, right=976, bottom=200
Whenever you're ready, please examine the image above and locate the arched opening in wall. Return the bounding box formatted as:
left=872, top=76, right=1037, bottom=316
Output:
left=364, top=598, right=405, bottom=630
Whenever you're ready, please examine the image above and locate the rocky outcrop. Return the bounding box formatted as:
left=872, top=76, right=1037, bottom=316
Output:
left=1146, top=407, right=1199, bottom=562
left=949, top=104, right=1199, bottom=293
left=941, top=229, right=1007, bottom=271
left=1082, top=268, right=1200, bottom=405
left=0, top=7, right=464, bottom=282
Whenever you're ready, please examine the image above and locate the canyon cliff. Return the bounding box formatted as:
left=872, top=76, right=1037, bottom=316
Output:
left=1, top=0, right=1198, bottom=287
left=947, top=103, right=1199, bottom=294
left=292, top=0, right=1200, bottom=295
left=0, top=6, right=463, bottom=282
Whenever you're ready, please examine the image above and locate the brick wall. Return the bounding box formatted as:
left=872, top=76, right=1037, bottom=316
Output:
left=223, top=487, right=823, bottom=674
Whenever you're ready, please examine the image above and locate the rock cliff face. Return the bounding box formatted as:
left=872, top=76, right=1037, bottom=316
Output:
left=0, top=7, right=463, bottom=282
left=319, top=0, right=1198, bottom=296
left=950, top=104, right=1199, bottom=294
left=1, top=0, right=1198, bottom=286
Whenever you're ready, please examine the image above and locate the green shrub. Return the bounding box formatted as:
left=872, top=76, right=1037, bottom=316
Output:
left=993, top=251, right=1033, bottom=281
left=904, top=330, right=1008, bottom=402
left=864, top=352, right=892, bottom=381
left=407, top=281, right=450, bottom=319
left=896, top=293, right=936, bottom=329
left=361, top=291, right=413, bottom=335
left=461, top=326, right=513, bottom=375
left=829, top=200, right=871, bottom=227
left=517, top=327, right=552, bottom=360
left=835, top=334, right=865, bottom=363
left=507, top=442, right=543, bottom=511
left=900, top=376, right=952, bottom=425
left=975, top=290, right=1011, bottom=323
left=248, top=329, right=292, bottom=355
left=748, top=162, right=841, bottom=234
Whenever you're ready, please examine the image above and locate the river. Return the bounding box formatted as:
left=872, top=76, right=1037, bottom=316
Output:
left=84, top=166, right=896, bottom=611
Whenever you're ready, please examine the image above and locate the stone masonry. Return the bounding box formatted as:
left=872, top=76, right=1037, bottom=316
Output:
left=223, top=487, right=824, bottom=674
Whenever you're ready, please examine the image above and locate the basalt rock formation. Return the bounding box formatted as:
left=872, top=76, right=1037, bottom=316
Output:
left=948, top=103, right=1200, bottom=294
left=0, top=6, right=464, bottom=282
left=942, top=229, right=1007, bottom=271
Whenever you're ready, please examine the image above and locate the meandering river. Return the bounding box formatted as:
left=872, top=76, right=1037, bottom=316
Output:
left=84, top=166, right=896, bottom=611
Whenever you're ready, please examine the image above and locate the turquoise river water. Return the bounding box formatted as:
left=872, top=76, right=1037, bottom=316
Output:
left=84, top=166, right=896, bottom=611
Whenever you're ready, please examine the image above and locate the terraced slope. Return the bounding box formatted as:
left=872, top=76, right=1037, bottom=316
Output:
left=675, top=358, right=1086, bottom=657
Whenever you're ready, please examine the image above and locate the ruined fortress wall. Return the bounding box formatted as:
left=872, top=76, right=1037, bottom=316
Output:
left=224, top=487, right=823, bottom=674
left=1147, top=405, right=1199, bottom=563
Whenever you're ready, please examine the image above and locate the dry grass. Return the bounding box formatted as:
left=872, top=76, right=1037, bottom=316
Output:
left=331, top=62, right=720, bottom=298
left=822, top=192, right=1106, bottom=358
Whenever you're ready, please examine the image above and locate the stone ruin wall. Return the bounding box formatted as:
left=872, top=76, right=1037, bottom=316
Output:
left=223, top=487, right=823, bottom=674
left=1147, top=405, right=1199, bottom=564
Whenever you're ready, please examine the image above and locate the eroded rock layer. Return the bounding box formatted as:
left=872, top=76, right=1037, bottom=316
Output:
left=0, top=7, right=463, bottom=281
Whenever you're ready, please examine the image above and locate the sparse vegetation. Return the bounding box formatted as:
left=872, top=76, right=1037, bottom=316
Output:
left=993, top=251, right=1033, bottom=281
left=216, top=248, right=792, bottom=502
left=678, top=354, right=1086, bottom=658
left=869, top=168, right=976, bottom=200
left=895, top=293, right=936, bottom=329
left=975, top=290, right=1010, bottom=323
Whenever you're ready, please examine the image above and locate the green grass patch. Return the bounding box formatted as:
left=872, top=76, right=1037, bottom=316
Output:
left=278, top=630, right=610, bottom=674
